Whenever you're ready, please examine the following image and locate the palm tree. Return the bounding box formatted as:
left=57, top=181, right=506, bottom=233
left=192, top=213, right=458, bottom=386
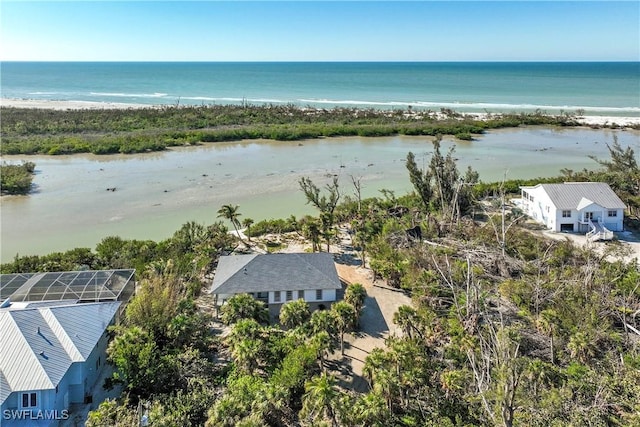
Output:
left=310, top=310, right=336, bottom=337
left=353, top=389, right=390, bottom=425
left=230, top=337, right=261, bottom=374
left=302, top=218, right=322, bottom=252
left=279, top=299, right=311, bottom=329
left=363, top=348, right=387, bottom=389
left=310, top=331, right=332, bottom=372
left=241, top=217, right=254, bottom=242
left=536, top=309, right=559, bottom=364
left=331, top=301, right=357, bottom=355
left=300, top=373, right=340, bottom=427
left=217, top=204, right=242, bottom=239
left=393, top=305, right=420, bottom=339
left=220, top=293, right=269, bottom=325
left=225, top=319, right=263, bottom=374
left=344, top=283, right=366, bottom=327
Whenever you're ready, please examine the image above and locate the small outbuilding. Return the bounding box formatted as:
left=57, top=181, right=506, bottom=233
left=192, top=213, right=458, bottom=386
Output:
left=520, top=182, right=625, bottom=240
left=210, top=253, right=342, bottom=318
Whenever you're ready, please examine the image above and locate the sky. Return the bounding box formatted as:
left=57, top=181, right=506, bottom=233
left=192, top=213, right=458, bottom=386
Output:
left=1, top=1, right=638, bottom=61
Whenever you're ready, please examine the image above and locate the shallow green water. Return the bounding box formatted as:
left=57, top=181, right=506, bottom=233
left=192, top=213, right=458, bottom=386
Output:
left=1, top=127, right=638, bottom=262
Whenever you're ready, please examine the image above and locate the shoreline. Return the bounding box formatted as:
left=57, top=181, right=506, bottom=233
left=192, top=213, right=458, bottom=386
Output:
left=2, top=127, right=638, bottom=262
left=2, top=98, right=639, bottom=127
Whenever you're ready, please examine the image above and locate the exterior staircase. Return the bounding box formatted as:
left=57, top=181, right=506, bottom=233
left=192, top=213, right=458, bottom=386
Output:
left=586, top=219, right=614, bottom=242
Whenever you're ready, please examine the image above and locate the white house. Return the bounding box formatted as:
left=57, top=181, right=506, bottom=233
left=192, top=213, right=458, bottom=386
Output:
left=0, top=300, right=121, bottom=426
left=520, top=182, right=626, bottom=240
left=210, top=253, right=342, bottom=318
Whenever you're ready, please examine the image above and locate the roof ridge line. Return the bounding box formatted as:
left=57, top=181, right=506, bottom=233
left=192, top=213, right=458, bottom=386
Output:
left=298, top=253, right=339, bottom=285
left=0, top=311, right=54, bottom=392
left=40, top=307, right=84, bottom=362
left=215, top=254, right=258, bottom=292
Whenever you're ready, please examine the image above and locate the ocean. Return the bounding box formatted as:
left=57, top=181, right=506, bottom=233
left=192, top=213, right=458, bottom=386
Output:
left=1, top=62, right=639, bottom=116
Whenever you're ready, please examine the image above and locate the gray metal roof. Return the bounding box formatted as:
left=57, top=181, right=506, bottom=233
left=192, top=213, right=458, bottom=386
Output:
left=0, top=364, right=10, bottom=405
left=0, top=269, right=135, bottom=302
left=210, top=253, right=341, bottom=295
left=521, top=182, right=626, bottom=210
left=0, top=301, right=120, bottom=404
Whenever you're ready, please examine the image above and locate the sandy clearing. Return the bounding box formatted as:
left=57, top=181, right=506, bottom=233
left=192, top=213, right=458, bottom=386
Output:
left=541, top=229, right=640, bottom=265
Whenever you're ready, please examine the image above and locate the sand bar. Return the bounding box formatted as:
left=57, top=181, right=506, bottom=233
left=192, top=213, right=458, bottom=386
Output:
left=2, top=98, right=639, bottom=127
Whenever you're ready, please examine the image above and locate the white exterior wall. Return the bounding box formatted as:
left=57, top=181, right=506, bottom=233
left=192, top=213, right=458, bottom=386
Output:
left=217, top=289, right=338, bottom=306
left=320, top=289, right=337, bottom=302
left=602, top=208, right=624, bottom=231
left=522, top=187, right=557, bottom=230
left=522, top=187, right=625, bottom=233
left=554, top=208, right=574, bottom=232
left=268, top=289, right=337, bottom=304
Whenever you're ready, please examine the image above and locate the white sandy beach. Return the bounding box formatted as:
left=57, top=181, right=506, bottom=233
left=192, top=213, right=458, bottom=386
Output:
left=458, top=111, right=640, bottom=127
left=0, top=98, right=149, bottom=110
left=2, top=98, right=639, bottom=127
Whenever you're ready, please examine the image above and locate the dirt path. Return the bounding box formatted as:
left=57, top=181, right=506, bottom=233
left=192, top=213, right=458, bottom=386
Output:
left=333, top=262, right=412, bottom=392
left=245, top=225, right=414, bottom=392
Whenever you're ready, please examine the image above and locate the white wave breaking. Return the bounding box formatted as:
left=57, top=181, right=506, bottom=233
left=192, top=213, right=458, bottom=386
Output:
left=297, top=98, right=640, bottom=113
left=89, top=92, right=169, bottom=98
left=14, top=91, right=640, bottom=116
left=181, top=96, right=290, bottom=104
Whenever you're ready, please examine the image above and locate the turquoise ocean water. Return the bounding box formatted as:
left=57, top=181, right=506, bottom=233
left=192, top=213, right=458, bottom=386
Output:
left=1, top=62, right=639, bottom=116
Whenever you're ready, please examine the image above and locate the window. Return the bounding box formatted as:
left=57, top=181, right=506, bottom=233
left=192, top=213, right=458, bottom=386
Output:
left=286, top=290, right=293, bottom=301
left=608, top=210, right=617, bottom=217
left=562, top=210, right=571, bottom=218
left=21, top=392, right=37, bottom=408
left=298, top=290, right=304, bottom=300
left=274, top=291, right=281, bottom=303
left=316, top=289, right=323, bottom=301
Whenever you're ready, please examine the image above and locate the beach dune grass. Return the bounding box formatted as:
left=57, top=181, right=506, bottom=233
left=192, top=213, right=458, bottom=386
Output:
left=0, top=104, right=584, bottom=156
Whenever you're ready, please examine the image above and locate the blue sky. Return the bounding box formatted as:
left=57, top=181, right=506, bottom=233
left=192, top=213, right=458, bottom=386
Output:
left=1, top=1, right=638, bottom=61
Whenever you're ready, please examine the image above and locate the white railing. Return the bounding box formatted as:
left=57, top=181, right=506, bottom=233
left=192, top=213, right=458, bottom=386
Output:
left=586, top=219, right=614, bottom=242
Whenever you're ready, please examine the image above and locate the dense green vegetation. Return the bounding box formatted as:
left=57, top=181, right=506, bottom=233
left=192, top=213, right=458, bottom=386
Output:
left=2, top=140, right=639, bottom=426
left=0, top=161, right=36, bottom=195
left=0, top=105, right=595, bottom=155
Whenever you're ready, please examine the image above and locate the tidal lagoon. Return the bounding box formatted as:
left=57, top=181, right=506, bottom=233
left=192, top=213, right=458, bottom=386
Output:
left=2, top=126, right=638, bottom=262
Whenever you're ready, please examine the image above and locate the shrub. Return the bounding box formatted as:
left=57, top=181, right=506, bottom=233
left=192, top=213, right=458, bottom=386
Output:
left=0, top=162, right=36, bottom=195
